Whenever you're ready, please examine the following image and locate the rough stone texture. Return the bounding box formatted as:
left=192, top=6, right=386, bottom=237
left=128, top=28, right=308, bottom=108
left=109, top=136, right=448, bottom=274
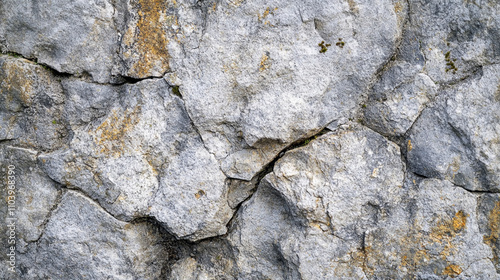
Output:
left=170, top=0, right=404, bottom=181
left=17, top=191, right=170, bottom=280
left=1, top=0, right=499, bottom=279
left=39, top=78, right=232, bottom=241
left=0, top=145, right=60, bottom=272
left=407, top=64, right=500, bottom=191
left=0, top=56, right=67, bottom=151
left=0, top=0, right=120, bottom=83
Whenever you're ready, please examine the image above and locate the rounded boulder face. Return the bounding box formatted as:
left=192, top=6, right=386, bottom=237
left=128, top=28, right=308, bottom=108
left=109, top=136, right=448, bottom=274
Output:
left=1, top=0, right=500, bottom=279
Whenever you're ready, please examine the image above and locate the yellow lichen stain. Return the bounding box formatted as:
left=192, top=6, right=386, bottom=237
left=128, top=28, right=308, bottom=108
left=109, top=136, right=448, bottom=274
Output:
left=443, top=264, right=463, bottom=278
left=259, top=53, right=271, bottom=71
left=452, top=210, right=467, bottom=232
left=398, top=211, right=468, bottom=276
left=483, top=201, right=500, bottom=263
left=394, top=1, right=404, bottom=13
left=407, top=140, right=413, bottom=152
left=258, top=7, right=278, bottom=25
left=2, top=59, right=35, bottom=107
left=350, top=246, right=374, bottom=276
left=123, top=0, right=170, bottom=78
left=401, top=255, right=408, bottom=267
left=431, top=211, right=468, bottom=242
left=93, top=106, right=141, bottom=157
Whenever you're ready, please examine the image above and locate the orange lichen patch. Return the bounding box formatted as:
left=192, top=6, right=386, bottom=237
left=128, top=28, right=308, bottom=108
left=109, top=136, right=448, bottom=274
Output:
left=259, top=53, right=271, bottom=71
left=258, top=7, right=278, bottom=25
left=431, top=211, right=468, bottom=242
left=484, top=201, right=500, bottom=263
left=396, top=212, right=469, bottom=276
left=399, top=247, right=429, bottom=270
left=92, top=106, right=141, bottom=156
left=123, top=0, right=170, bottom=78
left=443, top=264, right=463, bottom=278
left=407, top=140, right=413, bottom=152
left=401, top=255, right=408, bottom=267
left=452, top=210, right=467, bottom=232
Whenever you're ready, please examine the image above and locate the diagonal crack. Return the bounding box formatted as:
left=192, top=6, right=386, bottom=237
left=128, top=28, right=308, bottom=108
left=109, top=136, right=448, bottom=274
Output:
left=29, top=188, right=65, bottom=245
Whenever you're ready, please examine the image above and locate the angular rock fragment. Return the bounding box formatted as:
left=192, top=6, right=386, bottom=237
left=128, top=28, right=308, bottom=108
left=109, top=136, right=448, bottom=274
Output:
left=407, top=64, right=500, bottom=191
left=39, top=79, right=232, bottom=241
left=229, top=124, right=406, bottom=279
left=409, top=0, right=500, bottom=83
left=0, top=145, right=59, bottom=280
left=0, top=55, right=67, bottom=151
left=0, top=0, right=120, bottom=83
left=364, top=73, right=437, bottom=136
left=16, top=191, right=170, bottom=279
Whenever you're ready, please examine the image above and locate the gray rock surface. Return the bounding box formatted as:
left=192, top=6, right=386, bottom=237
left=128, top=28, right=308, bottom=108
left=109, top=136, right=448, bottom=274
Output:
left=18, top=191, right=170, bottom=279
left=1, top=0, right=499, bottom=279
left=0, top=56, right=67, bottom=151
left=407, top=64, right=500, bottom=191
left=39, top=78, right=232, bottom=241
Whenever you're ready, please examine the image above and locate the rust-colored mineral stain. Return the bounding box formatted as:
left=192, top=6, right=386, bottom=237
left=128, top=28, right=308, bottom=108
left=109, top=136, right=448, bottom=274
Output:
left=407, top=139, right=413, bottom=152
left=431, top=210, right=468, bottom=242
left=484, top=201, right=500, bottom=263
left=443, top=264, right=463, bottom=278
left=452, top=210, right=467, bottom=232
left=93, top=106, right=140, bottom=156
left=484, top=201, right=500, bottom=244
left=125, top=0, right=170, bottom=78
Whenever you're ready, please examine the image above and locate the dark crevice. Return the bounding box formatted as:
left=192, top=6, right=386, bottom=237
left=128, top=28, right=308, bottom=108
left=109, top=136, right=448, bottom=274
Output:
left=409, top=170, right=499, bottom=194
left=0, top=139, right=15, bottom=145
left=188, top=126, right=333, bottom=244
left=434, top=64, right=484, bottom=89
left=365, top=0, right=411, bottom=97
left=113, top=74, right=165, bottom=85
left=232, top=128, right=331, bottom=220
left=253, top=126, right=332, bottom=185
left=0, top=51, right=166, bottom=86
left=1, top=51, right=72, bottom=78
